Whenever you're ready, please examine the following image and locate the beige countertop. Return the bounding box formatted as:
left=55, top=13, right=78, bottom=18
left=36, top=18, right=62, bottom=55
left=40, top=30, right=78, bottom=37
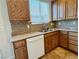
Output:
left=12, top=32, right=44, bottom=42
left=12, top=28, right=78, bottom=42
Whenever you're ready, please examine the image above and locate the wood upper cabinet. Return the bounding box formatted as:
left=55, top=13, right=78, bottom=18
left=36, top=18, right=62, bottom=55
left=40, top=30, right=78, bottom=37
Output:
left=58, top=0, right=66, bottom=20
left=51, top=0, right=77, bottom=21
left=66, top=0, right=77, bottom=19
left=13, top=40, right=28, bottom=59
left=44, top=31, right=59, bottom=54
left=76, top=0, right=78, bottom=18
left=52, top=0, right=66, bottom=21
left=51, top=0, right=58, bottom=20
left=7, top=0, right=30, bottom=20
left=59, top=31, right=68, bottom=48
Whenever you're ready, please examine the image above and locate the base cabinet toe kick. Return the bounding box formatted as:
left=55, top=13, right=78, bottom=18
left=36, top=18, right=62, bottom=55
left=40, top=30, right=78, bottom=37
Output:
left=13, top=31, right=78, bottom=59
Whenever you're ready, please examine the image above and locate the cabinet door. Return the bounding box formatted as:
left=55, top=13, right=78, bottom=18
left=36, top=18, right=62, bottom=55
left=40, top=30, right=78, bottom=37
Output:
left=69, top=36, right=78, bottom=45
left=52, top=0, right=58, bottom=20
left=7, top=0, right=30, bottom=20
left=66, top=0, right=76, bottom=19
left=69, top=44, right=78, bottom=53
left=7, top=0, right=17, bottom=20
left=60, top=34, right=68, bottom=48
left=15, top=0, right=29, bottom=20
left=44, top=36, right=52, bottom=53
left=58, top=0, right=66, bottom=20
left=15, top=47, right=28, bottom=59
left=52, top=34, right=59, bottom=48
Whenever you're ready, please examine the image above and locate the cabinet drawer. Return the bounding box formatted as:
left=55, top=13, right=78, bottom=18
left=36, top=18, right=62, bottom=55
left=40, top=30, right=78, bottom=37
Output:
left=69, top=32, right=78, bottom=36
left=60, top=31, right=68, bottom=34
left=45, top=31, right=58, bottom=37
left=69, top=39, right=78, bottom=45
left=69, top=36, right=78, bottom=41
left=13, top=40, right=26, bottom=49
left=69, top=44, right=78, bottom=52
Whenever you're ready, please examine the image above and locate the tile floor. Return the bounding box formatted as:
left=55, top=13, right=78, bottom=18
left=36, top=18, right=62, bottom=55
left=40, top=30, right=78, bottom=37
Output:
left=41, top=47, right=78, bottom=59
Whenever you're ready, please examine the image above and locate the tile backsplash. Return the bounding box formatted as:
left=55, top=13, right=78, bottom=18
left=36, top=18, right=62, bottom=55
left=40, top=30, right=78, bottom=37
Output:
left=10, top=19, right=78, bottom=36
left=56, top=19, right=78, bottom=30
left=10, top=20, right=27, bottom=36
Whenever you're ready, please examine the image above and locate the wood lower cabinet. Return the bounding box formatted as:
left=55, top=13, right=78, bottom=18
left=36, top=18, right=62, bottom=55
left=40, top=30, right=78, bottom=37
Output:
left=59, top=31, right=78, bottom=53
left=13, top=40, right=28, bottom=59
left=69, top=44, right=78, bottom=53
left=69, top=36, right=78, bottom=45
left=69, top=32, right=78, bottom=53
left=44, top=31, right=78, bottom=54
left=15, top=47, right=28, bottom=59
left=44, top=36, right=52, bottom=53
left=59, top=31, right=68, bottom=48
left=52, top=33, right=59, bottom=48
left=44, top=31, right=59, bottom=54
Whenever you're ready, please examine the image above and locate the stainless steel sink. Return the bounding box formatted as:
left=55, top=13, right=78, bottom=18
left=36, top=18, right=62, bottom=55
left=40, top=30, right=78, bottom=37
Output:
left=41, top=29, right=54, bottom=32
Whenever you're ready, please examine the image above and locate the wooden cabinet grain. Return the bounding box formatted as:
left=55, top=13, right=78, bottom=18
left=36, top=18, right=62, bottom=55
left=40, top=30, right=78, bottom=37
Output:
left=44, top=31, right=59, bottom=54
left=15, top=47, right=28, bottom=59
left=51, top=0, right=77, bottom=21
left=44, top=31, right=78, bottom=54
left=58, top=0, right=66, bottom=20
left=13, top=40, right=28, bottom=59
left=59, top=31, right=78, bottom=53
left=76, top=0, right=78, bottom=18
left=69, top=32, right=78, bottom=53
left=66, top=0, right=77, bottom=19
left=51, top=0, right=58, bottom=20
left=7, top=0, right=30, bottom=20
left=69, top=44, right=78, bottom=53
left=52, top=34, right=59, bottom=48
left=44, top=36, right=52, bottom=53
left=59, top=31, right=68, bottom=48
left=51, top=0, right=66, bottom=20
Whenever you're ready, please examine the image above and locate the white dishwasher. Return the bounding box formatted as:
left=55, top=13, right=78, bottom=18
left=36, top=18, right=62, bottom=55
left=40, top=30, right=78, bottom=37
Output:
left=26, top=35, right=45, bottom=59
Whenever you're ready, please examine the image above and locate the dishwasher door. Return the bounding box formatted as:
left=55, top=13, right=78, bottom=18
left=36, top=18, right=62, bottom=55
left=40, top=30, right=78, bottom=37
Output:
left=26, top=35, right=45, bottom=59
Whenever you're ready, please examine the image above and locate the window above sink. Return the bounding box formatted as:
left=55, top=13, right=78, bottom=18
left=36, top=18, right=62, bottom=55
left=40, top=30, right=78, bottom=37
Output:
left=29, top=0, right=51, bottom=24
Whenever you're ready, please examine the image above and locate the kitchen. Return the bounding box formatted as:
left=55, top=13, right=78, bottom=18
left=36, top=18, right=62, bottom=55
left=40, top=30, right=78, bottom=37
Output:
left=0, top=0, right=78, bottom=59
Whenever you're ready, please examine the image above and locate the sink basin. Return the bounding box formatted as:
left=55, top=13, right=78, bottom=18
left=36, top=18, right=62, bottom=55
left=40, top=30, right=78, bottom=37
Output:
left=41, top=29, right=54, bottom=32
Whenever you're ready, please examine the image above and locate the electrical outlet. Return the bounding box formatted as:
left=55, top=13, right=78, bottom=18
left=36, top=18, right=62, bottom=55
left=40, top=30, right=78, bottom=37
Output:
left=27, top=25, right=30, bottom=29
